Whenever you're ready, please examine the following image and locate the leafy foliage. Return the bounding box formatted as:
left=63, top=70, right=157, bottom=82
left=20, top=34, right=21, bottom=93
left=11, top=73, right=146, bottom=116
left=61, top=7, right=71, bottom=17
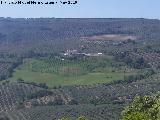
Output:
left=76, top=116, right=88, bottom=120
left=122, top=93, right=160, bottom=120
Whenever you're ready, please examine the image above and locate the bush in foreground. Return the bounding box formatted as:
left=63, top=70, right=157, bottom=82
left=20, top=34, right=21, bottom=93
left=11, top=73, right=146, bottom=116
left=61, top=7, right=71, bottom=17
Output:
left=121, top=93, right=160, bottom=120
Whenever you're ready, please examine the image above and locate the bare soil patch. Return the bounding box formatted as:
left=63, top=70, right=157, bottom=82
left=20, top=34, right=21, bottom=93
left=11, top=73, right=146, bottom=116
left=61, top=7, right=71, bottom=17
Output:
left=82, top=34, right=137, bottom=41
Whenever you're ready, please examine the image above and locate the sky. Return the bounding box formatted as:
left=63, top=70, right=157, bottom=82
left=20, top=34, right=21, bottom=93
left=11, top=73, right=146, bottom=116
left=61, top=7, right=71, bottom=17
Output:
left=0, top=0, right=160, bottom=18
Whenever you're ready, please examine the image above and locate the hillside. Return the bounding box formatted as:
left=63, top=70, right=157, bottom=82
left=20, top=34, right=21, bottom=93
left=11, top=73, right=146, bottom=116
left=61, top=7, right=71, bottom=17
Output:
left=0, top=18, right=160, bottom=119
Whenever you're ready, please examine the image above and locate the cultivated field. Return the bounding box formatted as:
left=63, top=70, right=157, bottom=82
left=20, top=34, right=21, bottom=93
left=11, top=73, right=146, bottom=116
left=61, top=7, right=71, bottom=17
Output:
left=82, top=34, right=137, bottom=41
left=8, top=56, right=138, bottom=87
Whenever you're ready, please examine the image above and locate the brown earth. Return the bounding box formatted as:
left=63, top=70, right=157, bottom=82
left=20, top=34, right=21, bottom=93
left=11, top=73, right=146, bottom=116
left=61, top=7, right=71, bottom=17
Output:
left=82, top=34, right=137, bottom=41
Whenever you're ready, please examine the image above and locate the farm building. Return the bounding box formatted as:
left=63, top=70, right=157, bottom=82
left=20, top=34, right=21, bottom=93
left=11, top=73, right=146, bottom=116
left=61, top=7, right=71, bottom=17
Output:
left=63, top=49, right=103, bottom=58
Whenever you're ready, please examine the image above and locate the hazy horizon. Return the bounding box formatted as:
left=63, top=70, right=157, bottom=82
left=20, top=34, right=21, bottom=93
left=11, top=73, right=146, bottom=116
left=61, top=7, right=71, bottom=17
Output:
left=0, top=17, right=159, bottom=20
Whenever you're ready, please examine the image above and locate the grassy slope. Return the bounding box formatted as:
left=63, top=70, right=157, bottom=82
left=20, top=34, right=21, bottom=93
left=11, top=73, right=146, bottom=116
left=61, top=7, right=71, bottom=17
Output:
left=8, top=57, right=138, bottom=87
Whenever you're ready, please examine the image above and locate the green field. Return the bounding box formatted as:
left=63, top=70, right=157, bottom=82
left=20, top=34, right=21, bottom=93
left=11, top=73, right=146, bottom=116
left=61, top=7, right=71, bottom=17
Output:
left=8, top=56, right=138, bottom=87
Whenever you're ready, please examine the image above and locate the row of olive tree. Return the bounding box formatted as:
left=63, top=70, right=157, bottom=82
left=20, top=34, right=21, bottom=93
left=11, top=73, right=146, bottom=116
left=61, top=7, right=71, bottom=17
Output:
left=59, top=116, right=88, bottom=120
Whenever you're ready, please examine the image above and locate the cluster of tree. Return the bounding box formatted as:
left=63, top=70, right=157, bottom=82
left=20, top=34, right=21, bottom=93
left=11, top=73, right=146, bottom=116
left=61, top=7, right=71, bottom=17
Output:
left=17, top=79, right=49, bottom=89
left=0, top=57, right=23, bottom=81
left=0, top=116, right=10, bottom=120
left=124, top=68, right=155, bottom=82
left=121, top=93, right=160, bottom=120
left=115, top=52, right=150, bottom=69
left=26, top=90, right=53, bottom=99
left=22, top=50, right=59, bottom=59
left=60, top=116, right=88, bottom=120
left=47, top=98, right=64, bottom=106
left=16, top=100, right=25, bottom=109
left=104, top=68, right=155, bottom=86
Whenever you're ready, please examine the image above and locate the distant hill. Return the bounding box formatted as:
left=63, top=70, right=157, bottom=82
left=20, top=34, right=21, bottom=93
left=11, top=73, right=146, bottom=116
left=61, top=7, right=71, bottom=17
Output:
left=0, top=18, right=160, bottom=53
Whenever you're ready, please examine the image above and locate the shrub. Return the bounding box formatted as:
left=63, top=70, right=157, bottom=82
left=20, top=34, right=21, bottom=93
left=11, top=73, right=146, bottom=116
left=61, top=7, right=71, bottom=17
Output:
left=121, top=93, right=160, bottom=120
